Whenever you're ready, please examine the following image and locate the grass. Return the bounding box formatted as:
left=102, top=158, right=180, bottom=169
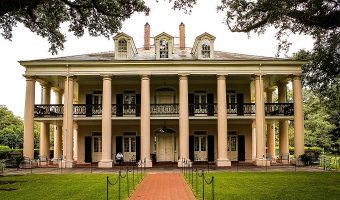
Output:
left=0, top=173, right=142, bottom=200
left=185, top=172, right=340, bottom=200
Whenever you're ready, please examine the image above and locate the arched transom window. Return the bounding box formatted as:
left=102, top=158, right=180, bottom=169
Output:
left=160, top=39, right=169, bottom=58
left=118, top=39, right=127, bottom=52
left=201, top=39, right=210, bottom=58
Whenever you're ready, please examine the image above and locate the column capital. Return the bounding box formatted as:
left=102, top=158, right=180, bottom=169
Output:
left=178, top=74, right=189, bottom=80
left=291, top=74, right=302, bottom=81
left=101, top=74, right=112, bottom=80
left=62, top=75, right=76, bottom=81
left=140, top=74, right=150, bottom=80
left=216, top=74, right=227, bottom=80
left=251, top=74, right=261, bottom=80
left=277, top=80, right=289, bottom=87
left=40, top=81, right=52, bottom=88
left=265, top=88, right=276, bottom=93
left=23, top=75, right=37, bottom=81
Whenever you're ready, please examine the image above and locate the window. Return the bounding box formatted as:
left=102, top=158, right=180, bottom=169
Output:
left=194, top=136, right=207, bottom=152
left=194, top=91, right=207, bottom=113
left=201, top=39, right=210, bottom=58
left=118, top=39, right=127, bottom=52
left=124, top=137, right=136, bottom=153
left=93, top=136, right=102, bottom=152
left=160, top=39, right=169, bottom=58
left=123, top=91, right=136, bottom=115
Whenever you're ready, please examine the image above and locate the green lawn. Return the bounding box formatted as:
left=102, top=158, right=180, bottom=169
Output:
left=0, top=173, right=142, bottom=200
left=185, top=172, right=340, bottom=200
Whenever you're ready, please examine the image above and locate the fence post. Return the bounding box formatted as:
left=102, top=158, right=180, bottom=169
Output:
left=127, top=167, right=129, bottom=197
left=212, top=176, right=215, bottom=200
left=106, top=176, right=109, bottom=200
left=191, top=167, right=193, bottom=188
left=323, top=155, right=326, bottom=171
left=196, top=168, right=198, bottom=196
left=202, top=169, right=205, bottom=200
left=118, top=170, right=121, bottom=200
left=132, top=165, right=135, bottom=189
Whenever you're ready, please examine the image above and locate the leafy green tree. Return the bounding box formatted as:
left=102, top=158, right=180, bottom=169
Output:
left=0, top=105, right=40, bottom=149
left=303, top=89, right=335, bottom=151
left=0, top=0, right=150, bottom=54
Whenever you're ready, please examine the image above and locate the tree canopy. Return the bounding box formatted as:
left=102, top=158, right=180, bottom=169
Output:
left=0, top=105, right=40, bottom=149
left=218, top=0, right=340, bottom=145
left=0, top=0, right=150, bottom=54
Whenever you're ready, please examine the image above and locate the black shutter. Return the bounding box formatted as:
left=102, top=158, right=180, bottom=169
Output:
left=208, top=136, right=215, bottom=162
left=136, top=136, right=141, bottom=162
left=116, top=94, right=123, bottom=117
left=136, top=94, right=141, bottom=116
left=188, top=93, right=195, bottom=116
left=238, top=135, right=245, bottom=161
left=237, top=93, right=244, bottom=116
left=189, top=136, right=194, bottom=161
left=84, top=137, right=92, bottom=162
left=116, top=136, right=123, bottom=155
left=85, top=94, right=92, bottom=117
left=207, top=93, right=214, bottom=116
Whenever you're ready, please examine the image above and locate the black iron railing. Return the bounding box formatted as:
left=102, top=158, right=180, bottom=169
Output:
left=150, top=104, right=179, bottom=115
left=34, top=103, right=294, bottom=117
left=34, top=104, right=64, bottom=117
left=264, top=103, right=294, bottom=116
left=189, top=103, right=217, bottom=116
left=227, top=103, right=256, bottom=115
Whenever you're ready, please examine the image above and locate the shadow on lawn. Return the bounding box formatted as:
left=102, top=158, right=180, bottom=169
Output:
left=0, top=179, right=27, bottom=191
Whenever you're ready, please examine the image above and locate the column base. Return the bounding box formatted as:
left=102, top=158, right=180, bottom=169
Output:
left=216, top=159, right=231, bottom=167
left=60, top=160, right=76, bottom=168
left=178, top=159, right=192, bottom=167
left=291, top=159, right=304, bottom=166
left=253, top=159, right=271, bottom=167
left=138, top=159, right=152, bottom=168
left=98, top=160, right=113, bottom=168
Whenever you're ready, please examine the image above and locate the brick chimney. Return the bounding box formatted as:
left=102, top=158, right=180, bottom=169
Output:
left=179, top=22, right=185, bottom=50
left=144, top=22, right=150, bottom=50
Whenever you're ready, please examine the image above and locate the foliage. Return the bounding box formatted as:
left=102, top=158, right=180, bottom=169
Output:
left=303, top=89, right=336, bottom=151
left=216, top=0, right=340, bottom=148
left=0, top=145, right=10, bottom=151
left=0, top=105, right=40, bottom=149
left=0, top=0, right=199, bottom=54
left=0, top=0, right=150, bottom=54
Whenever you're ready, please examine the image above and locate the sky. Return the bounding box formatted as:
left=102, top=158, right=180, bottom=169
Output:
left=0, top=0, right=314, bottom=118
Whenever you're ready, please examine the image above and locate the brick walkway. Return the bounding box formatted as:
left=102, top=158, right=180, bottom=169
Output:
left=129, top=173, right=196, bottom=200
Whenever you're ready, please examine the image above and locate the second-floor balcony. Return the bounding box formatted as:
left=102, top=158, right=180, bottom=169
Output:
left=34, top=103, right=294, bottom=118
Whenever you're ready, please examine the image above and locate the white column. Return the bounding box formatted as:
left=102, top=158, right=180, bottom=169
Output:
left=62, top=76, right=75, bottom=168
left=251, top=120, right=256, bottom=161
left=254, top=75, right=269, bottom=166
left=40, top=83, right=51, bottom=160
left=216, top=75, right=231, bottom=166
left=99, top=75, right=113, bottom=168
left=140, top=75, right=152, bottom=167
left=23, top=76, right=36, bottom=159
left=292, top=75, right=305, bottom=161
left=278, top=82, right=289, bottom=163
left=53, top=89, right=63, bottom=160
left=73, top=122, right=78, bottom=161
left=266, top=89, right=276, bottom=161
left=178, top=74, right=190, bottom=167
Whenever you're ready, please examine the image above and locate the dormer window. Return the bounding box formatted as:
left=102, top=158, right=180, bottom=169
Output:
left=113, top=32, right=137, bottom=60
left=201, top=39, right=210, bottom=58
left=160, top=39, right=169, bottom=58
left=118, top=39, right=127, bottom=52
left=191, top=32, right=216, bottom=59
left=154, top=32, right=174, bottom=59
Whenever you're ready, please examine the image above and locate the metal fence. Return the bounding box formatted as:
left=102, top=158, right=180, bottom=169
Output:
left=106, top=158, right=146, bottom=200
left=182, top=158, right=215, bottom=200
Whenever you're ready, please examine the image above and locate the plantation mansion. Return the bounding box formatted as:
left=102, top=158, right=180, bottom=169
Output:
left=20, top=23, right=305, bottom=168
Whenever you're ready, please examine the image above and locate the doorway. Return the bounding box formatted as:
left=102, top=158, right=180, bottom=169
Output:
left=85, top=137, right=92, bottom=163
left=156, top=134, right=175, bottom=162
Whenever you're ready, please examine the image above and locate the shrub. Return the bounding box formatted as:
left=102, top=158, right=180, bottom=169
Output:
left=0, top=145, right=11, bottom=151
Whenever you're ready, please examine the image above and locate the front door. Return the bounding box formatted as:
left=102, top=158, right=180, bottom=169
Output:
left=227, top=134, right=238, bottom=161
left=123, top=136, right=136, bottom=162
left=157, top=134, right=174, bottom=162
left=194, top=135, right=208, bottom=161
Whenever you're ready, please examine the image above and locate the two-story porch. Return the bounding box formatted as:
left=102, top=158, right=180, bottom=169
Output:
left=22, top=72, right=302, bottom=168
